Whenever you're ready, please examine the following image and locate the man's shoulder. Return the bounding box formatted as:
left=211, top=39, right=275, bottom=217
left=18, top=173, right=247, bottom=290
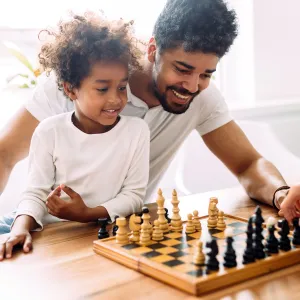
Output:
left=193, top=81, right=224, bottom=105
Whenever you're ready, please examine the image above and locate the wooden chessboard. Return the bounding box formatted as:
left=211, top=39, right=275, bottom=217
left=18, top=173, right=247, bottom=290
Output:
left=93, top=214, right=300, bottom=296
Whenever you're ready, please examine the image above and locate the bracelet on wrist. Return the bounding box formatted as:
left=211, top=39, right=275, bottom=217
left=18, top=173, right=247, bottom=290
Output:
left=272, top=185, right=290, bottom=209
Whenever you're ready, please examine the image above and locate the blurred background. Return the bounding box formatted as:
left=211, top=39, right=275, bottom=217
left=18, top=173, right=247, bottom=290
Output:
left=1, top=0, right=300, bottom=213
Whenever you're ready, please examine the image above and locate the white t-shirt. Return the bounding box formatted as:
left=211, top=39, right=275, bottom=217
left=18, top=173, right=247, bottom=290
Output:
left=16, top=112, right=150, bottom=228
left=26, top=72, right=232, bottom=202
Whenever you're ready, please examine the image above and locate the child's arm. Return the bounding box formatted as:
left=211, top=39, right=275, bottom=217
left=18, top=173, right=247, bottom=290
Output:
left=13, top=126, right=56, bottom=230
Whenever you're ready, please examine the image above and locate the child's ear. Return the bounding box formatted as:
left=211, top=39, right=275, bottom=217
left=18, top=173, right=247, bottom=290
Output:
left=63, top=82, right=77, bottom=101
left=147, top=37, right=157, bottom=63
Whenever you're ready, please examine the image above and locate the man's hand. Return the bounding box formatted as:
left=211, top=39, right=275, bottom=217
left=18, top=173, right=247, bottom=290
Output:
left=278, top=185, right=300, bottom=223
left=46, top=184, right=89, bottom=222
left=0, top=230, right=32, bottom=261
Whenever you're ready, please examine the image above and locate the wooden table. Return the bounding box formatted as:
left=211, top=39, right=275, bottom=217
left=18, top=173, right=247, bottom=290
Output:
left=1, top=186, right=300, bottom=300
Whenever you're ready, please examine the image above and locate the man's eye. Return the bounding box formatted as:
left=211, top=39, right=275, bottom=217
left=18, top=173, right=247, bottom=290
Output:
left=175, top=66, right=189, bottom=74
left=97, top=88, right=108, bottom=92
left=119, top=86, right=127, bottom=91
left=201, top=74, right=212, bottom=79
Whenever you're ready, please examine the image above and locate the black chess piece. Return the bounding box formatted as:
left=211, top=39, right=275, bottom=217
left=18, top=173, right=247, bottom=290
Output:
left=206, top=238, right=219, bottom=272
left=292, top=218, right=300, bottom=246
left=98, top=218, right=109, bottom=239
left=265, top=222, right=279, bottom=254
left=278, top=219, right=291, bottom=251
left=223, top=236, right=237, bottom=268
left=112, top=215, right=119, bottom=236
left=243, top=217, right=256, bottom=264
left=252, top=206, right=265, bottom=259
left=164, top=208, right=171, bottom=223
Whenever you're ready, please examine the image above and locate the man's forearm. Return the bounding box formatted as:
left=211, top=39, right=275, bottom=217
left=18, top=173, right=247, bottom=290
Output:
left=238, top=157, right=287, bottom=206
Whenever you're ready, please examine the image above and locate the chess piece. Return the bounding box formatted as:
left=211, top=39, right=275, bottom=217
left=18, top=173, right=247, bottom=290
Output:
left=278, top=219, right=291, bottom=251
left=112, top=215, right=119, bottom=236
left=206, top=238, right=219, bottom=271
left=223, top=227, right=237, bottom=268
left=265, top=217, right=279, bottom=254
left=170, top=189, right=183, bottom=232
left=98, top=218, right=109, bottom=239
left=207, top=200, right=218, bottom=228
left=164, top=208, right=171, bottom=223
left=243, top=217, right=256, bottom=264
left=141, top=207, right=153, bottom=236
left=216, top=211, right=226, bottom=231
left=156, top=189, right=169, bottom=233
left=210, top=197, right=219, bottom=214
left=115, top=217, right=129, bottom=244
left=292, top=218, right=300, bottom=245
left=185, top=213, right=196, bottom=234
left=129, top=214, right=141, bottom=242
left=253, top=206, right=265, bottom=259
left=192, top=210, right=202, bottom=231
left=193, top=240, right=205, bottom=265
left=152, top=220, right=164, bottom=241
left=139, top=221, right=152, bottom=246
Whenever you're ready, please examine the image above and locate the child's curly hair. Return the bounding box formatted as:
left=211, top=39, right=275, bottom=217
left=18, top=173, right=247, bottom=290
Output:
left=38, top=12, right=142, bottom=91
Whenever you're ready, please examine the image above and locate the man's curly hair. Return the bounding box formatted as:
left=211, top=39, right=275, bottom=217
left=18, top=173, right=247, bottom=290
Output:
left=153, top=0, right=238, bottom=57
left=38, top=12, right=142, bottom=90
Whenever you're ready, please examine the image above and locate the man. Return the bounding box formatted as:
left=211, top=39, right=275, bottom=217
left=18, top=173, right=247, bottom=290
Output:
left=0, top=0, right=299, bottom=226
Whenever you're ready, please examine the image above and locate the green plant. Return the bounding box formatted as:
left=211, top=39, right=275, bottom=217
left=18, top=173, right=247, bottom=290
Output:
left=3, top=41, right=41, bottom=88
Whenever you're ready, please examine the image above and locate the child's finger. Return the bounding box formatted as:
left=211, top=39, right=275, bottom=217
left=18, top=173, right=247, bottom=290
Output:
left=23, top=234, right=33, bottom=253
left=5, top=236, right=22, bottom=259
left=60, top=184, right=79, bottom=199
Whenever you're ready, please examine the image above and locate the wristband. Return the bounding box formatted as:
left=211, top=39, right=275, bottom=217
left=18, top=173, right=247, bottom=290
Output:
left=272, top=185, right=290, bottom=209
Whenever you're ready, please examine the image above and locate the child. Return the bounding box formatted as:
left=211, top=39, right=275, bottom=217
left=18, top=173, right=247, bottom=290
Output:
left=0, top=13, right=150, bottom=260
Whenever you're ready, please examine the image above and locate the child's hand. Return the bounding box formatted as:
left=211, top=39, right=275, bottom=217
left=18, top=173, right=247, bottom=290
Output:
left=46, top=184, right=89, bottom=222
left=0, top=229, right=32, bottom=261
left=278, top=184, right=300, bottom=224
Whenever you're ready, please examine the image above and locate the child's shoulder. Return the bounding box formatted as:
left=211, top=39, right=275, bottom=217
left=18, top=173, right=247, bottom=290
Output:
left=122, top=116, right=149, bottom=133
left=35, top=112, right=71, bottom=135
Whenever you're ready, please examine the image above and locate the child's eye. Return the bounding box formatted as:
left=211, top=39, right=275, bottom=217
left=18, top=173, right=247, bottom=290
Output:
left=119, top=86, right=127, bottom=91
left=97, top=88, right=108, bottom=93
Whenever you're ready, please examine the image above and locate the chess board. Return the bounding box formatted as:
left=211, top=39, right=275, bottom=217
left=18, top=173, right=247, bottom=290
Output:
left=93, top=214, right=300, bottom=296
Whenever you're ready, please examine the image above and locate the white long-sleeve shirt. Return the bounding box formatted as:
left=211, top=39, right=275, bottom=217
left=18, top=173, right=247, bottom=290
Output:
left=15, top=112, right=150, bottom=228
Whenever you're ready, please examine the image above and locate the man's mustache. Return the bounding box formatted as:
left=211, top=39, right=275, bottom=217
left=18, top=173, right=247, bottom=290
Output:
left=168, top=86, right=200, bottom=96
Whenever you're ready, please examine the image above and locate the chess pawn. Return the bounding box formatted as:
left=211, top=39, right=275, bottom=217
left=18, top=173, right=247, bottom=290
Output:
left=216, top=211, right=226, bottom=231
left=156, top=189, right=169, bottom=233
left=170, top=189, right=183, bottom=232
left=152, top=220, right=164, bottom=241
left=139, top=222, right=152, bottom=246
left=193, top=240, right=205, bottom=265
left=115, top=217, right=129, bottom=244
left=129, top=214, right=141, bottom=243
left=141, top=207, right=153, bottom=237
left=192, top=210, right=202, bottom=231
left=185, top=213, right=196, bottom=234
left=207, top=201, right=218, bottom=228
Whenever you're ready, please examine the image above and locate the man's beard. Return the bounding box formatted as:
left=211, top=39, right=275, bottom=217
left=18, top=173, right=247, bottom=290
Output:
left=152, top=80, right=200, bottom=115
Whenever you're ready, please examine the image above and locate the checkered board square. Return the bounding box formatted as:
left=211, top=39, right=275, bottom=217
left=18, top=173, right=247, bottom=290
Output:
left=93, top=214, right=300, bottom=296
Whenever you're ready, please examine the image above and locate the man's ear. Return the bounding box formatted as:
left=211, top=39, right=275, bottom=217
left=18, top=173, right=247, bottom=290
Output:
left=147, top=37, right=157, bottom=63
left=63, top=82, right=77, bottom=101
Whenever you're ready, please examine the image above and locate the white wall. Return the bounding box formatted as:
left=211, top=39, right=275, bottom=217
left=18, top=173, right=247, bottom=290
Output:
left=253, top=0, right=300, bottom=103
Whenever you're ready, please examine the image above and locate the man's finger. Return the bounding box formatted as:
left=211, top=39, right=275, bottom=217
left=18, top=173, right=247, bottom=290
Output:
left=60, top=184, right=78, bottom=199
left=47, top=195, right=63, bottom=206
left=23, top=234, right=32, bottom=253
left=5, top=236, right=22, bottom=258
